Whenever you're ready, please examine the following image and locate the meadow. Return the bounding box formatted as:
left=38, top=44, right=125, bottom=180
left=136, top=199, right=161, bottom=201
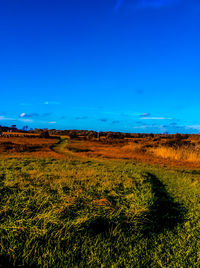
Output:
left=0, top=135, right=200, bottom=267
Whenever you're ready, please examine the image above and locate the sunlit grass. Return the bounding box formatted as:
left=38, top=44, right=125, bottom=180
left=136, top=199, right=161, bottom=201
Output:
left=1, top=157, right=200, bottom=267
left=151, top=146, right=200, bottom=162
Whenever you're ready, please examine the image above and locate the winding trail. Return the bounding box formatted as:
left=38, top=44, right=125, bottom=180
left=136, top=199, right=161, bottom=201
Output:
left=51, top=137, right=71, bottom=156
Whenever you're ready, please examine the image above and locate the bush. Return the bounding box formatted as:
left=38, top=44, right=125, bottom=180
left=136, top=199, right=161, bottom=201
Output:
left=39, top=130, right=50, bottom=138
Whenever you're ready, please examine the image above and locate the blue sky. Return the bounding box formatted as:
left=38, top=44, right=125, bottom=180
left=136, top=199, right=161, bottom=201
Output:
left=0, top=0, right=200, bottom=133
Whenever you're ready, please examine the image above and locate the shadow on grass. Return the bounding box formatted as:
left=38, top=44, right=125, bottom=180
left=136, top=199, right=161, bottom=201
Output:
left=0, top=257, right=14, bottom=268
left=141, top=172, right=187, bottom=237
left=0, top=256, right=32, bottom=268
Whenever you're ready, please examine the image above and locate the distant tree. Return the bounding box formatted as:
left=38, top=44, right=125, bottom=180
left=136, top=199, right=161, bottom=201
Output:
left=39, top=130, right=50, bottom=138
left=22, top=125, right=29, bottom=131
left=34, top=128, right=42, bottom=133
left=68, top=131, right=78, bottom=139
left=175, top=133, right=181, bottom=138
left=87, top=131, right=97, bottom=140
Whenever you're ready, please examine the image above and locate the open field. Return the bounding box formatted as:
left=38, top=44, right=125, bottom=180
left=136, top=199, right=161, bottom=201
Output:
left=66, top=135, right=200, bottom=169
left=1, top=135, right=200, bottom=267
left=0, top=137, right=61, bottom=159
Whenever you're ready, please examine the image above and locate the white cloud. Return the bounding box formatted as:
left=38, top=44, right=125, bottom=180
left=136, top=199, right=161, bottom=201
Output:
left=140, top=117, right=172, bottom=120
left=141, top=113, right=150, bottom=117
left=133, top=125, right=150, bottom=129
left=44, top=101, right=61, bottom=105
left=19, top=119, right=33, bottom=123
left=20, top=113, right=26, bottom=117
left=0, top=116, right=14, bottom=121
left=20, top=102, right=32, bottom=106
left=102, top=111, right=141, bottom=116
left=185, top=125, right=200, bottom=131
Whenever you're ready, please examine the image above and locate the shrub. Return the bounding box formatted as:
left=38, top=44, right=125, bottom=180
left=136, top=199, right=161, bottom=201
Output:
left=39, top=130, right=50, bottom=138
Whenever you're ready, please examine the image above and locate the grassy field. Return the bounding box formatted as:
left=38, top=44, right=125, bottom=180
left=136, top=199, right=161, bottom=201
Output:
left=0, top=137, right=200, bottom=267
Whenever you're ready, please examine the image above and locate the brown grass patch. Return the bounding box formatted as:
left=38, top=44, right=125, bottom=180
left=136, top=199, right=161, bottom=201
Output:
left=150, top=146, right=200, bottom=162
left=67, top=139, right=200, bottom=169
left=1, top=135, right=200, bottom=169
left=92, top=198, right=112, bottom=207
left=0, top=137, right=61, bottom=158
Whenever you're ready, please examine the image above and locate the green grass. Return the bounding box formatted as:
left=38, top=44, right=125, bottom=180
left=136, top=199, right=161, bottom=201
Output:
left=51, top=137, right=71, bottom=156
left=0, top=157, right=200, bottom=267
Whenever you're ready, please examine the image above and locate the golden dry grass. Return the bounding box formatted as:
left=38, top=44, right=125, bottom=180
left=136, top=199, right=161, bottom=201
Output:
left=2, top=132, right=40, bottom=136
left=0, top=137, right=61, bottom=158
left=150, top=146, right=200, bottom=162
left=66, top=139, right=200, bottom=169
left=1, top=135, right=200, bottom=168
left=0, top=137, right=58, bottom=145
